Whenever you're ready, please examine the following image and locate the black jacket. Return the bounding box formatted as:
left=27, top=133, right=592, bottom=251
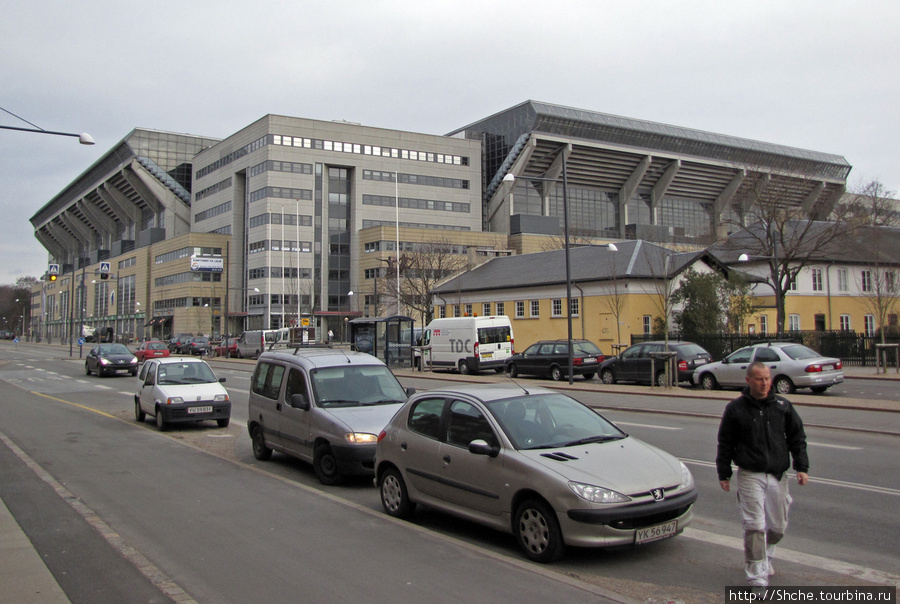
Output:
left=716, top=388, right=809, bottom=481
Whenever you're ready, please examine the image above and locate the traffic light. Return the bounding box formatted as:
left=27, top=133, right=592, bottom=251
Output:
left=49, top=274, right=57, bottom=281
left=100, top=272, right=109, bottom=280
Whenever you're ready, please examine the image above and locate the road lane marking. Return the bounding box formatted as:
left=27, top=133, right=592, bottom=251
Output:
left=808, top=441, right=862, bottom=450
left=681, top=458, right=900, bottom=497
left=615, top=421, right=681, bottom=431
left=0, top=431, right=198, bottom=604
left=30, top=392, right=117, bottom=419
left=683, top=527, right=900, bottom=587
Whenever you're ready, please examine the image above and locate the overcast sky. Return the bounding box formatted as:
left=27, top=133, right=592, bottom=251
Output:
left=2, top=0, right=897, bottom=285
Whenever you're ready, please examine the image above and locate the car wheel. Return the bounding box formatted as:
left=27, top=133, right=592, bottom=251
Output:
left=773, top=376, right=795, bottom=395
left=550, top=366, right=563, bottom=381
left=700, top=373, right=718, bottom=391
left=134, top=399, right=146, bottom=423
left=379, top=467, right=415, bottom=519
left=155, top=407, right=168, bottom=431
left=217, top=417, right=230, bottom=428
left=582, top=372, right=595, bottom=380
left=656, top=371, right=672, bottom=388
left=507, top=363, right=519, bottom=378
left=250, top=425, right=272, bottom=461
left=514, top=498, right=565, bottom=563
left=313, top=443, right=343, bottom=485
left=601, top=369, right=616, bottom=385
left=458, top=360, right=471, bottom=375
left=810, top=386, right=829, bottom=394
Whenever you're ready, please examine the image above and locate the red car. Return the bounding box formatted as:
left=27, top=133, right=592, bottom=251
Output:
left=134, top=340, right=171, bottom=363
left=213, top=337, right=238, bottom=358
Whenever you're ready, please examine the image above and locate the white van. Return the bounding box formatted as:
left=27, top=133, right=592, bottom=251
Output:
left=236, top=329, right=289, bottom=359
left=420, top=316, right=514, bottom=374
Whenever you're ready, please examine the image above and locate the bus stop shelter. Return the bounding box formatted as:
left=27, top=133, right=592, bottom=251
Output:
left=349, top=316, right=415, bottom=368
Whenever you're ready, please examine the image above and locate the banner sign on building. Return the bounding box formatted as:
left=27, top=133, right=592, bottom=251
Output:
left=190, top=255, right=224, bottom=272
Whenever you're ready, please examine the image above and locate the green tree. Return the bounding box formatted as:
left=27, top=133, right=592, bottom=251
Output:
left=672, top=269, right=727, bottom=338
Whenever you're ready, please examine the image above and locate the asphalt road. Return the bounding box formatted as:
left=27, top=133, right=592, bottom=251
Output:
left=2, top=343, right=898, bottom=604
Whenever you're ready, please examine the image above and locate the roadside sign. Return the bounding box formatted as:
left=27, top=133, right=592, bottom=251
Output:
left=48, top=264, right=59, bottom=275
left=99, top=262, right=111, bottom=274
left=78, top=337, right=85, bottom=346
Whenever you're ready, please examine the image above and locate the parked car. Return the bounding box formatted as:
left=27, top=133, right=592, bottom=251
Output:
left=134, top=340, right=171, bottom=363
left=168, top=334, right=194, bottom=354
left=183, top=336, right=212, bottom=356
left=599, top=341, right=712, bottom=387
left=695, top=341, right=844, bottom=394
left=85, top=343, right=139, bottom=377
left=134, top=357, right=231, bottom=431
left=506, top=339, right=604, bottom=381
left=247, top=349, right=413, bottom=485
left=213, top=337, right=238, bottom=358
left=375, top=384, right=697, bottom=562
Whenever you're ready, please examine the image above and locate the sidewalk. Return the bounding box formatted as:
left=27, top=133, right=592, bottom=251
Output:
left=0, top=496, right=69, bottom=604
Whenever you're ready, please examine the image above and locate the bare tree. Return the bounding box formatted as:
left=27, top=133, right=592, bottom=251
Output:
left=600, top=275, right=627, bottom=345
left=720, top=171, right=859, bottom=335
left=377, top=238, right=468, bottom=327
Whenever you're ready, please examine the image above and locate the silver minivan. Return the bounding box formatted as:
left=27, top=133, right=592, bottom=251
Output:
left=247, top=349, right=412, bottom=484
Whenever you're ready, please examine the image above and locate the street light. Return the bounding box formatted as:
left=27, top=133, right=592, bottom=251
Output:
left=503, top=169, right=618, bottom=384
left=1, top=106, right=94, bottom=144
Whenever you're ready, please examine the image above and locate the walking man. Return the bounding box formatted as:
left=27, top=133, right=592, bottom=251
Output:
left=716, top=361, right=809, bottom=586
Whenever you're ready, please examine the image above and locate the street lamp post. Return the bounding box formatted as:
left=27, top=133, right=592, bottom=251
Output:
left=0, top=106, right=94, bottom=144
left=738, top=250, right=782, bottom=336
left=503, top=166, right=618, bottom=384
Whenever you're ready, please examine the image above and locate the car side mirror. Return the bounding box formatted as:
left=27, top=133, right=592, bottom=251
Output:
left=405, top=387, right=416, bottom=397
left=290, top=393, right=310, bottom=411
left=468, top=439, right=499, bottom=458
left=218, top=377, right=226, bottom=383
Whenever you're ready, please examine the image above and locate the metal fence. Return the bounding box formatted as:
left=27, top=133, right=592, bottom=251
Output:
left=630, top=331, right=900, bottom=367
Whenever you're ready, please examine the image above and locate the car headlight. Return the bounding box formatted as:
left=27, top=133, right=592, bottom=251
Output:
left=568, top=481, right=631, bottom=504
left=130, top=357, right=138, bottom=364
left=214, top=394, right=228, bottom=402
left=679, top=461, right=694, bottom=490
left=99, top=358, right=110, bottom=365
left=344, top=432, right=378, bottom=444
left=166, top=397, right=184, bottom=405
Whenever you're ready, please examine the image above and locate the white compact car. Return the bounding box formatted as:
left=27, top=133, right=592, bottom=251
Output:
left=135, top=357, right=231, bottom=431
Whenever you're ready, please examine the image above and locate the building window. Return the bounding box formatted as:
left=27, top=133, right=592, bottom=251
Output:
left=453, top=305, right=460, bottom=317
left=839, top=315, right=851, bottom=331
left=789, top=275, right=798, bottom=291
left=551, top=299, right=563, bottom=317
left=482, top=303, right=491, bottom=317
left=837, top=268, right=849, bottom=292
left=759, top=315, right=768, bottom=334
left=515, top=301, right=525, bottom=318
left=439, top=306, right=446, bottom=318
left=530, top=300, right=540, bottom=318
left=788, top=314, right=801, bottom=331
left=811, top=268, right=823, bottom=292
left=496, top=302, right=505, bottom=316
left=861, top=270, right=873, bottom=292
left=643, top=315, right=652, bottom=335
left=864, top=314, right=875, bottom=336
left=569, top=298, right=579, bottom=318
left=465, top=304, right=473, bottom=317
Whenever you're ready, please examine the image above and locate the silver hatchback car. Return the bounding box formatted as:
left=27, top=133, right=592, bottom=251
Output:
left=696, top=342, right=844, bottom=394
left=375, top=385, right=697, bottom=562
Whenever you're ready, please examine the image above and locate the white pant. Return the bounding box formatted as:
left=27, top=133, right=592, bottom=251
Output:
left=736, top=469, right=792, bottom=586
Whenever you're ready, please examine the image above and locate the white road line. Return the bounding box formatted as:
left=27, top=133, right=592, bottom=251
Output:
left=683, top=527, right=900, bottom=586
left=682, top=458, right=900, bottom=497
left=808, top=441, right=862, bottom=451
left=615, top=421, right=682, bottom=431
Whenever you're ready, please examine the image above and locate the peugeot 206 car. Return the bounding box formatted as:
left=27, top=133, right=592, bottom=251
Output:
left=134, top=357, right=231, bottom=431
left=85, top=343, right=139, bottom=377
left=696, top=341, right=843, bottom=394
left=375, top=385, right=697, bottom=562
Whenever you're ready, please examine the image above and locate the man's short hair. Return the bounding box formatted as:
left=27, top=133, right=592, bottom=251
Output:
left=746, top=361, right=769, bottom=377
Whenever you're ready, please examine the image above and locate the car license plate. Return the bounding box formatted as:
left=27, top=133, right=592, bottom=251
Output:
left=116, top=368, right=130, bottom=373
left=584, top=358, right=597, bottom=364
left=481, top=352, right=492, bottom=359
left=635, top=520, right=678, bottom=544
left=188, top=406, right=213, bottom=414
left=823, top=364, right=833, bottom=371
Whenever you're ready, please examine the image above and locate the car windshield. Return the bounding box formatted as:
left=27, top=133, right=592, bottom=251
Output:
left=157, top=362, right=218, bottom=385
left=572, top=341, right=602, bottom=356
left=98, top=344, right=131, bottom=355
left=781, top=345, right=822, bottom=360
left=148, top=342, right=166, bottom=350
left=311, top=365, right=408, bottom=408
left=676, top=344, right=708, bottom=356
left=484, top=393, right=626, bottom=450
